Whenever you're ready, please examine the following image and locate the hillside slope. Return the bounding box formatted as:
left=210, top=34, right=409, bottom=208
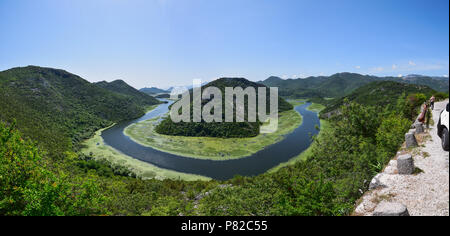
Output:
left=0, top=66, right=160, bottom=155
left=320, top=81, right=436, bottom=117
left=95, top=80, right=161, bottom=107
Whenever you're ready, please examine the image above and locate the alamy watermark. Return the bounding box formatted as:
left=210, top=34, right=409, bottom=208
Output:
left=169, top=79, right=279, bottom=133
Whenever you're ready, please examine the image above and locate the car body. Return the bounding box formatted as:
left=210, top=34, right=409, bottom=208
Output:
left=437, top=103, right=449, bottom=151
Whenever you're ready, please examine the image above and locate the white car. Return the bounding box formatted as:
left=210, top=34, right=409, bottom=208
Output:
left=437, top=103, right=449, bottom=151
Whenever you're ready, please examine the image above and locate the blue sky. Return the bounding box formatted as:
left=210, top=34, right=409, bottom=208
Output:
left=0, top=0, right=448, bottom=89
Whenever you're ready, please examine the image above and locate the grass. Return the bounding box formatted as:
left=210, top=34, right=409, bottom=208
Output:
left=413, top=167, right=424, bottom=175
left=371, top=193, right=397, bottom=204
left=287, top=99, right=306, bottom=107
left=144, top=104, right=159, bottom=113
left=80, top=126, right=211, bottom=181
left=124, top=109, right=303, bottom=161
left=307, top=103, right=326, bottom=112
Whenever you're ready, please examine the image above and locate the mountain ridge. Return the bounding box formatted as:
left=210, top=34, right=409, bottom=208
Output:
left=140, top=87, right=170, bottom=95
left=0, top=65, right=161, bottom=155
left=95, top=80, right=162, bottom=107
left=259, top=72, right=449, bottom=99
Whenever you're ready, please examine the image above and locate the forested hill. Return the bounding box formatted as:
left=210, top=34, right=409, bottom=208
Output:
left=139, top=87, right=170, bottom=95
left=95, top=80, right=161, bottom=107
left=155, top=77, right=293, bottom=138
left=0, top=66, right=161, bottom=155
left=260, top=73, right=449, bottom=99
left=198, top=77, right=293, bottom=112
left=320, top=81, right=437, bottom=117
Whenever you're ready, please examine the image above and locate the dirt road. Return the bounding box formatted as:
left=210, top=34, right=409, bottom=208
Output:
left=355, top=99, right=449, bottom=216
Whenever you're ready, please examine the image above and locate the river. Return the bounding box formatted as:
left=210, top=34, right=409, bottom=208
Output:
left=101, top=100, right=320, bottom=180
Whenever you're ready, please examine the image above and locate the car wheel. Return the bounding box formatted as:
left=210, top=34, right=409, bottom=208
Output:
left=442, top=128, right=449, bottom=151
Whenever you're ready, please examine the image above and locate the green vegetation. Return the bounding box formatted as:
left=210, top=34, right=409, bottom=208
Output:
left=124, top=109, right=302, bottom=160
left=320, top=81, right=436, bottom=118
left=260, top=73, right=449, bottom=101
left=80, top=126, right=211, bottom=181
left=140, top=87, right=170, bottom=95
left=0, top=66, right=161, bottom=156
left=155, top=78, right=293, bottom=138
left=145, top=105, right=159, bottom=113
left=0, top=121, right=104, bottom=216
left=1, top=66, right=442, bottom=216
left=197, top=97, right=413, bottom=216
left=287, top=99, right=306, bottom=107
left=95, top=80, right=162, bottom=108
left=0, top=66, right=216, bottom=216
left=2, top=95, right=414, bottom=215
left=434, top=91, right=449, bottom=101
left=307, top=103, right=326, bottom=112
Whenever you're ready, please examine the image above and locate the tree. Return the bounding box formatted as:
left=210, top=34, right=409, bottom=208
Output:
left=0, top=121, right=104, bottom=215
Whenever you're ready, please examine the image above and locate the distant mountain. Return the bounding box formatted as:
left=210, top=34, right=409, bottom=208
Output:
left=140, top=87, right=170, bottom=95
left=320, top=81, right=436, bottom=118
left=0, top=66, right=161, bottom=155
left=96, top=80, right=161, bottom=107
left=398, top=75, right=449, bottom=91
left=431, top=76, right=450, bottom=81
left=404, top=74, right=424, bottom=78
left=259, top=73, right=449, bottom=99
left=404, top=74, right=449, bottom=82
left=155, top=77, right=292, bottom=138
left=155, top=93, right=170, bottom=98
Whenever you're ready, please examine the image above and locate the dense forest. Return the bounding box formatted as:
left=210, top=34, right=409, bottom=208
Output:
left=0, top=66, right=448, bottom=215
left=155, top=78, right=293, bottom=138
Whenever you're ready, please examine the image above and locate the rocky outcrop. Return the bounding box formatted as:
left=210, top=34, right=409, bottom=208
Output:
left=415, top=123, right=424, bottom=134
left=369, top=173, right=387, bottom=190
left=405, top=132, right=418, bottom=148
left=372, top=202, right=410, bottom=216
left=397, top=154, right=415, bottom=175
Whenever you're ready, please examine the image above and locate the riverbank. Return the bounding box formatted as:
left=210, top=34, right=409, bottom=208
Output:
left=124, top=108, right=303, bottom=160
left=80, top=107, right=211, bottom=181
left=268, top=104, right=328, bottom=173
left=145, top=104, right=159, bottom=113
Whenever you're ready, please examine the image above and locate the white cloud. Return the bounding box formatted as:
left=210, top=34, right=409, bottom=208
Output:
left=373, top=67, right=384, bottom=72
left=355, top=66, right=361, bottom=69
left=368, top=60, right=447, bottom=75
left=398, top=74, right=403, bottom=77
